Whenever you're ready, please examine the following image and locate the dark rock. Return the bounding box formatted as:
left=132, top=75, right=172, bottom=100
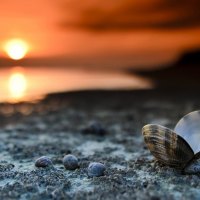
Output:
left=35, top=156, right=53, bottom=168
left=88, top=162, right=106, bottom=177
left=63, top=154, right=79, bottom=170
left=82, top=121, right=107, bottom=135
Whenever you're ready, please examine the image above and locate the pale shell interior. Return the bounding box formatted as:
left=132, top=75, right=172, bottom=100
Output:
left=174, top=110, right=200, bottom=154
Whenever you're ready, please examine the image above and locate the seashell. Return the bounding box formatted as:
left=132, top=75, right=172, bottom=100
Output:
left=87, top=162, right=106, bottom=177
left=174, top=111, right=200, bottom=154
left=142, top=110, right=200, bottom=174
left=35, top=156, right=53, bottom=168
left=63, top=154, right=79, bottom=170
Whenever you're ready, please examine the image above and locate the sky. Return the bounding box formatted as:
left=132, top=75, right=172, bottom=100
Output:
left=0, top=0, right=200, bottom=69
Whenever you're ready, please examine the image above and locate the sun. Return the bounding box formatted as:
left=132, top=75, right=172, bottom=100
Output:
left=4, top=39, right=29, bottom=60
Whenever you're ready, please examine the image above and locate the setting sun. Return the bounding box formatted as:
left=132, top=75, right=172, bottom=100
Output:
left=9, top=70, right=27, bottom=100
left=4, top=39, right=29, bottom=60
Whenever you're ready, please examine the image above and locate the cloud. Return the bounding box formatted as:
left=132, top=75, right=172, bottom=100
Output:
left=57, top=0, right=200, bottom=30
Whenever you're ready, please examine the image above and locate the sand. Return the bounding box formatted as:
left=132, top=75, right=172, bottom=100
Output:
left=0, top=90, right=200, bottom=200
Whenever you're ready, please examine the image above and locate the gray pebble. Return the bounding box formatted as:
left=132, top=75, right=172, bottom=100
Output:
left=88, top=162, right=106, bottom=177
left=35, top=156, right=53, bottom=168
left=82, top=121, right=106, bottom=135
left=63, top=154, right=79, bottom=170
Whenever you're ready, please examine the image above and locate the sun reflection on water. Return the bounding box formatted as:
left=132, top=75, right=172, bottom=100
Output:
left=0, top=66, right=153, bottom=103
left=8, top=67, right=27, bottom=101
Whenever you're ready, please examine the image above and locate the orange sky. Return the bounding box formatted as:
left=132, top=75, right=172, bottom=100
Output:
left=0, top=0, right=200, bottom=69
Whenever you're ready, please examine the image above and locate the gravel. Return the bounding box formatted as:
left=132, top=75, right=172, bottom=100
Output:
left=0, top=89, right=199, bottom=200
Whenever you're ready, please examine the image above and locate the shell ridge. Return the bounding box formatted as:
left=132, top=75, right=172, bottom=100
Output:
left=142, top=124, right=194, bottom=169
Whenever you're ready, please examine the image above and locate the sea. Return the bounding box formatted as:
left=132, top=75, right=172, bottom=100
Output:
left=0, top=66, right=153, bottom=103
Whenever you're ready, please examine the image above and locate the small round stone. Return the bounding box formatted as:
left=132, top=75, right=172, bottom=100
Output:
left=88, top=162, right=106, bottom=177
left=82, top=121, right=106, bottom=135
left=35, top=156, right=53, bottom=168
left=63, top=154, right=79, bottom=170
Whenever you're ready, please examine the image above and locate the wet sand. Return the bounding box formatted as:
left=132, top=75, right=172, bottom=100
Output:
left=0, top=89, right=200, bottom=199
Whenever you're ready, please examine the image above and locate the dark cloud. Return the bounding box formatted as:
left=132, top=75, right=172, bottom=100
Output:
left=57, top=0, right=200, bottom=30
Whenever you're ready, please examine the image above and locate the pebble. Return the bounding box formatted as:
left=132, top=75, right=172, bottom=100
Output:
left=35, top=156, right=53, bottom=168
left=88, top=162, right=106, bottom=177
left=63, top=154, right=79, bottom=170
left=82, top=121, right=106, bottom=135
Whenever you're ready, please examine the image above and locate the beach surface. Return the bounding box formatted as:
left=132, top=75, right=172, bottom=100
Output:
left=0, top=90, right=200, bottom=200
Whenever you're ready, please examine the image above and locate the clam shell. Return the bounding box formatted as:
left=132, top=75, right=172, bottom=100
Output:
left=174, top=110, right=200, bottom=154
left=183, top=152, right=200, bottom=174
left=142, top=124, right=194, bottom=169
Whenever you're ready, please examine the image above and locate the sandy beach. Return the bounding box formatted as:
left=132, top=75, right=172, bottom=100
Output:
left=0, top=89, right=199, bottom=199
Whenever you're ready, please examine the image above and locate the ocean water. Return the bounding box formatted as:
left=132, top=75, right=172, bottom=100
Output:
left=0, top=66, right=153, bottom=102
